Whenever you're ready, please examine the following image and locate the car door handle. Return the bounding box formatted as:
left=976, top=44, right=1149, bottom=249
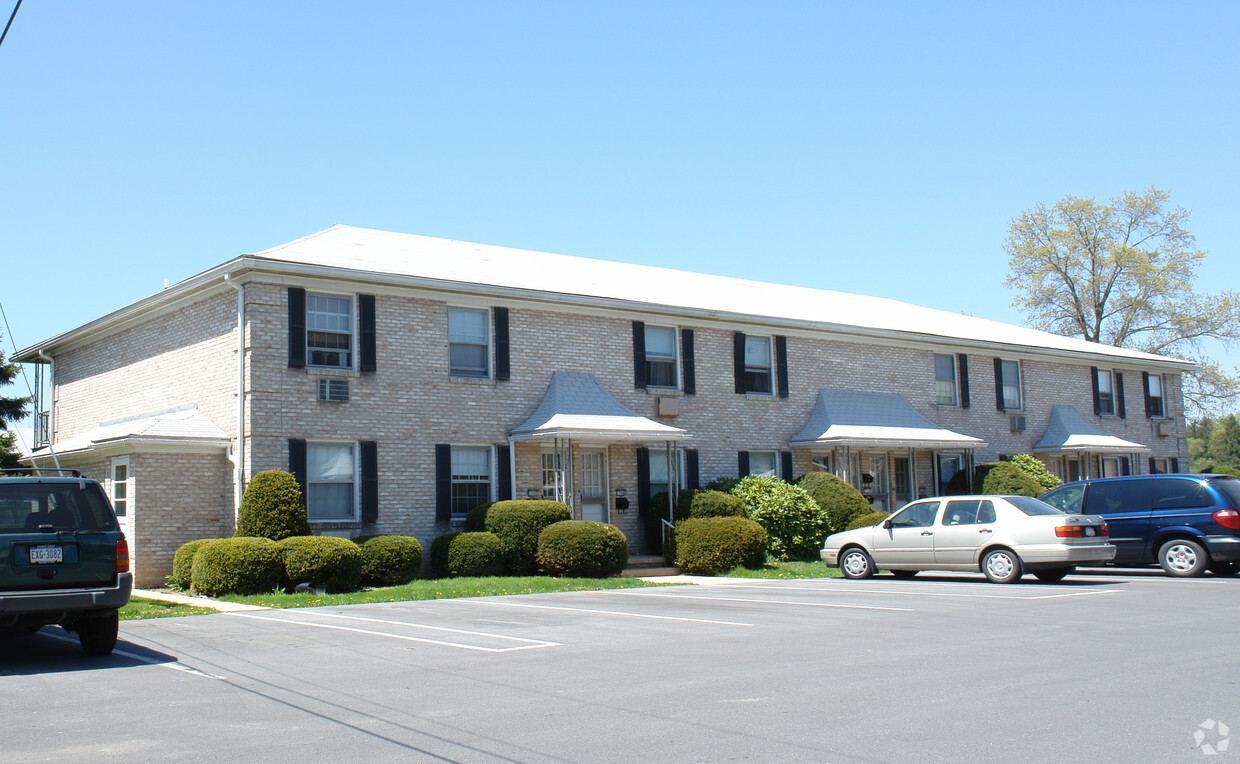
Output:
left=979, top=528, right=993, bottom=533
left=921, top=531, right=933, bottom=536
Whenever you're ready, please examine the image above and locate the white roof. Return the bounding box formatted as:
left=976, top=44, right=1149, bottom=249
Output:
left=26, top=406, right=230, bottom=459
left=790, top=389, right=986, bottom=450
left=245, top=225, right=1182, bottom=365
left=510, top=371, right=688, bottom=443
left=1033, top=405, right=1149, bottom=454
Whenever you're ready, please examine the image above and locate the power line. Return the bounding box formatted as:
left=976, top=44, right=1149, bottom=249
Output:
left=0, top=0, right=22, bottom=51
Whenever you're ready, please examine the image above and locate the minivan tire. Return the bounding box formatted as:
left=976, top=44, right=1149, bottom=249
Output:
left=1158, top=539, right=1208, bottom=578
left=77, top=611, right=119, bottom=657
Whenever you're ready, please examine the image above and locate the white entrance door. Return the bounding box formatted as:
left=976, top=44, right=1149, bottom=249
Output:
left=581, top=449, right=608, bottom=523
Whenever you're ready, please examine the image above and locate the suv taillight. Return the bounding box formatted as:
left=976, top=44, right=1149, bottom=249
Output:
left=1214, top=509, right=1240, bottom=531
left=116, top=539, right=130, bottom=573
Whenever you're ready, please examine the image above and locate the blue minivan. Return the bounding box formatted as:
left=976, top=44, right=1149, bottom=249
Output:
left=1039, top=473, right=1240, bottom=577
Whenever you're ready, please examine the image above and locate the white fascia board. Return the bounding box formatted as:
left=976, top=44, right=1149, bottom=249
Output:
left=790, top=438, right=989, bottom=450
left=511, top=428, right=691, bottom=443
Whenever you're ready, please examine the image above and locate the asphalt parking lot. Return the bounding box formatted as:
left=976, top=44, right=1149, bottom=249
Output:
left=4, top=570, right=1238, bottom=763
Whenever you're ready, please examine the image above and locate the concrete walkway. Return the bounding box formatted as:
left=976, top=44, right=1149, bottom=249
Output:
left=132, top=588, right=268, bottom=612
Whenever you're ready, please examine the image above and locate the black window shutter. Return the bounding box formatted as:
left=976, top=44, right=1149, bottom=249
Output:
left=1171, top=457, right=1180, bottom=474
left=360, top=441, right=378, bottom=522
left=781, top=451, right=794, bottom=482
left=632, top=321, right=647, bottom=389
left=681, top=329, right=696, bottom=395
left=734, top=332, right=746, bottom=394
left=1116, top=373, right=1126, bottom=419
left=493, top=307, right=510, bottom=381
left=685, top=449, right=699, bottom=490
left=957, top=353, right=970, bottom=408
left=775, top=335, right=789, bottom=398
left=359, top=294, right=376, bottom=372
left=288, top=287, right=306, bottom=368
left=288, top=438, right=308, bottom=505
left=636, top=447, right=650, bottom=516
left=1149, top=457, right=1157, bottom=474
left=1143, top=372, right=1153, bottom=418
left=496, top=444, right=512, bottom=500
left=1091, top=367, right=1101, bottom=415
left=738, top=451, right=750, bottom=477
left=1120, top=456, right=1130, bottom=476
left=993, top=358, right=1005, bottom=411
left=435, top=445, right=452, bottom=520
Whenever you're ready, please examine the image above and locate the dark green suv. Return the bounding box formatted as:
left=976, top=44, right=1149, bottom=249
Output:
left=0, top=472, right=132, bottom=656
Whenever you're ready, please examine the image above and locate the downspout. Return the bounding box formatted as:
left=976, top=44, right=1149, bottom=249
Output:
left=223, top=274, right=245, bottom=512
left=35, top=351, right=62, bottom=472
left=507, top=437, right=517, bottom=500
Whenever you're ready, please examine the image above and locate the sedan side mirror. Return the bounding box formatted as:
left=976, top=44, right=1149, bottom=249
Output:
left=882, top=519, right=893, bottom=530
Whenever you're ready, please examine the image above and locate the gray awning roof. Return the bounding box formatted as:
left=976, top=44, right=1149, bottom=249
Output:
left=1033, top=404, right=1149, bottom=454
left=25, top=406, right=231, bottom=460
left=789, top=389, right=986, bottom=450
left=509, top=371, right=689, bottom=443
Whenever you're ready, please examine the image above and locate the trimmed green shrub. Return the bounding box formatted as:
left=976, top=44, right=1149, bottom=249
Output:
left=465, top=502, right=493, bottom=532
left=1204, top=464, right=1240, bottom=477
left=277, top=536, right=363, bottom=593
left=430, top=532, right=461, bottom=578
left=191, top=537, right=283, bottom=596
left=674, top=516, right=768, bottom=575
left=358, top=535, right=423, bottom=586
left=703, top=476, right=742, bottom=493
left=944, top=465, right=973, bottom=495
left=797, top=472, right=873, bottom=533
left=536, top=520, right=629, bottom=577
left=731, top=475, right=829, bottom=561
left=687, top=490, right=747, bottom=518
left=980, top=461, right=1043, bottom=497
left=1008, top=454, right=1062, bottom=491
left=170, top=538, right=216, bottom=590
left=845, top=511, right=890, bottom=531
left=235, top=469, right=311, bottom=541
left=447, top=532, right=505, bottom=577
left=484, top=500, right=572, bottom=574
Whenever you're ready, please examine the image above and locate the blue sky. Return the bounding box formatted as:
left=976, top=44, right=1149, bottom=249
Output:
left=2, top=1, right=1237, bottom=445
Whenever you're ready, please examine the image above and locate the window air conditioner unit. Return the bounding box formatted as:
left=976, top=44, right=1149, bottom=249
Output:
left=1010, top=415, right=1026, bottom=432
left=657, top=396, right=680, bottom=417
left=1156, top=421, right=1171, bottom=437
left=318, top=378, right=349, bottom=402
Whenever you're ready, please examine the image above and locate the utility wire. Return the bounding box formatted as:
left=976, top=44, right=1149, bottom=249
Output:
left=0, top=0, right=22, bottom=51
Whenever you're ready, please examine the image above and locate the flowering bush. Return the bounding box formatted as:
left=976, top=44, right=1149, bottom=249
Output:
left=731, top=475, right=829, bottom=561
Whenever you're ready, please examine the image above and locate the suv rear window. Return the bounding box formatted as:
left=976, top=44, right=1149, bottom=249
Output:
left=0, top=483, right=117, bottom=533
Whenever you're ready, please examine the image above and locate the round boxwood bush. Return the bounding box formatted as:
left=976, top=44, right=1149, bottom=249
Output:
left=171, top=538, right=216, bottom=590
left=358, top=535, right=423, bottom=586
left=465, top=502, right=493, bottom=532
left=980, top=461, right=1043, bottom=497
left=674, top=516, right=767, bottom=575
left=484, top=500, right=572, bottom=574
left=845, top=511, right=890, bottom=531
left=447, top=532, right=505, bottom=577
left=688, top=490, right=747, bottom=518
left=235, top=469, right=311, bottom=541
left=536, top=520, right=628, bottom=577
left=191, top=537, right=283, bottom=596
left=430, top=532, right=461, bottom=578
left=731, top=475, right=829, bottom=561
left=277, top=536, right=363, bottom=593
left=1008, top=454, right=1062, bottom=491
left=797, top=472, right=872, bottom=533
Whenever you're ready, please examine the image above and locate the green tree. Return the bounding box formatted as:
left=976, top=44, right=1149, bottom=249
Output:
left=1003, top=187, right=1240, bottom=416
left=0, top=330, right=32, bottom=469
left=1207, top=415, right=1240, bottom=468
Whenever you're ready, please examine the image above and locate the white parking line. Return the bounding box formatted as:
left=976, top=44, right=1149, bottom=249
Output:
left=228, top=612, right=560, bottom=653
left=293, top=609, right=561, bottom=645
left=597, top=591, right=914, bottom=611
left=448, top=599, right=755, bottom=626
left=694, top=582, right=1123, bottom=601
left=41, top=631, right=226, bottom=680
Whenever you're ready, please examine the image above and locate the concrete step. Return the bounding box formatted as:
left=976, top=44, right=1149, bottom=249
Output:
left=621, top=554, right=679, bottom=577
left=620, top=566, right=680, bottom=577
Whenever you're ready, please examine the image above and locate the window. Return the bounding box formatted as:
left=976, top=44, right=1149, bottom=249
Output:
left=307, top=294, right=353, bottom=368
left=110, top=457, right=130, bottom=517
left=744, top=336, right=773, bottom=394
left=942, top=499, right=994, bottom=525
left=307, top=442, right=355, bottom=519
left=997, top=359, right=1022, bottom=410
left=1150, top=458, right=1170, bottom=474
left=1146, top=373, right=1165, bottom=418
left=1153, top=477, right=1214, bottom=510
left=936, top=453, right=964, bottom=493
left=1101, top=456, right=1121, bottom=477
left=934, top=354, right=957, bottom=406
left=644, top=325, right=678, bottom=388
left=448, top=308, right=490, bottom=377
left=890, top=501, right=939, bottom=528
left=1083, top=478, right=1151, bottom=515
left=541, top=451, right=563, bottom=500
left=1096, top=369, right=1115, bottom=415
left=647, top=448, right=684, bottom=498
left=451, top=446, right=492, bottom=516
left=747, top=451, right=777, bottom=477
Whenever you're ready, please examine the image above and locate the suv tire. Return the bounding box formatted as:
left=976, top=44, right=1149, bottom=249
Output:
left=77, top=611, right=119, bottom=657
left=1158, top=538, right=1208, bottom=577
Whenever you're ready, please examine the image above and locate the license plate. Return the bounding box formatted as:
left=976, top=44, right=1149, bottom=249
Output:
left=29, top=545, right=63, bottom=564
left=1084, top=527, right=1097, bottom=537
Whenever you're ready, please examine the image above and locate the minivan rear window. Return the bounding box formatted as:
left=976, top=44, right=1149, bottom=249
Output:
left=0, top=483, right=117, bottom=533
left=1153, top=477, right=1215, bottom=509
left=1083, top=479, right=1152, bottom=515
left=1205, top=475, right=1240, bottom=508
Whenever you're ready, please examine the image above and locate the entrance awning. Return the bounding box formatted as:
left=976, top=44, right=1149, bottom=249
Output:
left=1033, top=405, right=1149, bottom=454
left=24, top=406, right=231, bottom=461
left=789, top=389, right=986, bottom=450
left=509, top=371, right=689, bottom=443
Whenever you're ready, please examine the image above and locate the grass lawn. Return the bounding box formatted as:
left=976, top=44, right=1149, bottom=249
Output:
left=215, top=575, right=663, bottom=609
left=723, top=560, right=841, bottom=579
left=121, top=596, right=217, bottom=620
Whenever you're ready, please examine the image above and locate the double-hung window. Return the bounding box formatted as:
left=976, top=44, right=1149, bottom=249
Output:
left=451, top=446, right=492, bottom=516
left=747, top=451, right=778, bottom=477
left=934, top=354, right=957, bottom=406
left=307, top=294, right=353, bottom=368
left=997, top=359, right=1022, bottom=410
left=110, top=456, right=130, bottom=517
left=644, top=325, right=678, bottom=388
left=1146, top=373, right=1165, bottom=418
left=1096, top=369, right=1115, bottom=416
left=448, top=308, right=490, bottom=378
left=307, top=442, right=355, bottom=519
left=744, top=336, right=773, bottom=395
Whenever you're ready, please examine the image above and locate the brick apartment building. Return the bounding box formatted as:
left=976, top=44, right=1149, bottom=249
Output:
left=17, top=225, right=1191, bottom=586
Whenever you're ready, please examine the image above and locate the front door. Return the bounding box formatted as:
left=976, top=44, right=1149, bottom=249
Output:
left=580, top=449, right=608, bottom=523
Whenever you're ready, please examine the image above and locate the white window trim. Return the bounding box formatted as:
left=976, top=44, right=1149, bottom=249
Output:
left=306, top=291, right=356, bottom=371
left=450, top=444, right=495, bottom=517
left=306, top=439, right=359, bottom=521
left=110, top=456, right=131, bottom=518
left=747, top=450, right=779, bottom=477
left=448, top=306, right=492, bottom=379
left=744, top=335, right=775, bottom=396
left=644, top=324, right=681, bottom=391
left=1147, top=373, right=1166, bottom=418
left=1000, top=359, right=1023, bottom=411
left=934, top=353, right=958, bottom=407
left=1097, top=368, right=1116, bottom=416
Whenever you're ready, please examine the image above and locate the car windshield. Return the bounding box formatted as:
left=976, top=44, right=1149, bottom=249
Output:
left=0, top=482, right=117, bottom=533
left=1206, top=475, right=1240, bottom=507
left=1006, top=496, right=1064, bottom=516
